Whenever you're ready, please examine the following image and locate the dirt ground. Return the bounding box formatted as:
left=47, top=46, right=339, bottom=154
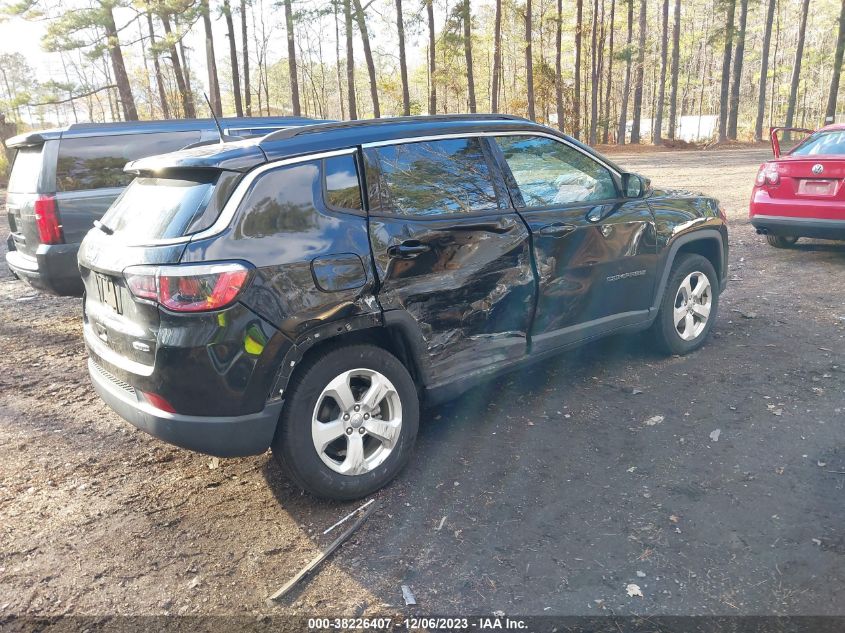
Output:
left=2, top=146, right=844, bottom=623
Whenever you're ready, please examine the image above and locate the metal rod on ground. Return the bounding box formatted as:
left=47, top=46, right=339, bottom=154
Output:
left=323, top=498, right=375, bottom=535
left=266, top=502, right=379, bottom=604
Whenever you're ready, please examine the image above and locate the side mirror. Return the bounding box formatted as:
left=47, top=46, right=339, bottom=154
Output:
left=623, top=173, right=649, bottom=198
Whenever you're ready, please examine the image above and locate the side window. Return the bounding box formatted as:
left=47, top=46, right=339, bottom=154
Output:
left=56, top=131, right=201, bottom=192
left=368, top=137, right=499, bottom=216
left=324, top=154, right=362, bottom=210
left=495, top=135, right=617, bottom=207
left=236, top=161, right=321, bottom=238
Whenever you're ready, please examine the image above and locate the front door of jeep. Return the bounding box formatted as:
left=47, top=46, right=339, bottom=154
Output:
left=491, top=134, right=657, bottom=353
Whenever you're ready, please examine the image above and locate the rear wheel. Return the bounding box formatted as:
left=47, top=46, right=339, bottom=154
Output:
left=765, top=235, right=799, bottom=248
left=650, top=253, right=719, bottom=355
left=272, top=344, right=419, bottom=500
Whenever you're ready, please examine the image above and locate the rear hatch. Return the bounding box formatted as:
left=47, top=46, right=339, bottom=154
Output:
left=6, top=141, right=52, bottom=259
left=79, top=170, right=235, bottom=372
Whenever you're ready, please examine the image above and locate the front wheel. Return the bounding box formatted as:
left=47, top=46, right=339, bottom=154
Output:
left=272, top=344, right=419, bottom=500
left=650, top=253, right=719, bottom=355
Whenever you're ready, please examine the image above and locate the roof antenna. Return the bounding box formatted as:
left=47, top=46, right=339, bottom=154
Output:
left=203, top=92, right=226, bottom=143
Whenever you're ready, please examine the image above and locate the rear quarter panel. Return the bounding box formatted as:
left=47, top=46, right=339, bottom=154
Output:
left=179, top=166, right=379, bottom=343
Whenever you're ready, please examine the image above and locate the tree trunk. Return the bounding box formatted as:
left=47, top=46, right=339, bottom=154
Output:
left=103, top=7, right=138, bottom=120
left=333, top=0, right=345, bottom=118
left=589, top=0, right=599, bottom=143
left=617, top=0, right=633, bottom=144
left=525, top=0, right=535, bottom=121
left=282, top=0, right=302, bottom=116
left=223, top=0, right=243, bottom=117
left=754, top=0, right=776, bottom=140
left=785, top=0, right=810, bottom=130
left=654, top=0, right=669, bottom=144
left=201, top=0, right=223, bottom=116
left=630, top=0, right=646, bottom=143
left=145, top=6, right=171, bottom=119
left=602, top=0, right=615, bottom=142
left=555, top=0, right=564, bottom=130
left=395, top=0, right=410, bottom=115
left=345, top=0, right=357, bottom=119
left=717, top=0, right=736, bottom=142
left=574, top=0, right=583, bottom=137
left=462, top=0, right=477, bottom=113
left=241, top=0, right=251, bottom=116
left=426, top=0, right=436, bottom=114
left=160, top=12, right=195, bottom=118
left=492, top=0, right=502, bottom=113
left=351, top=0, right=380, bottom=118
left=667, top=0, right=680, bottom=139
left=727, top=0, right=747, bottom=139
left=826, top=0, right=845, bottom=123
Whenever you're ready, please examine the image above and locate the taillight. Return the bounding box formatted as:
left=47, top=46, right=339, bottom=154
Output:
left=123, top=263, right=250, bottom=312
left=34, top=195, right=64, bottom=245
left=756, top=163, right=780, bottom=186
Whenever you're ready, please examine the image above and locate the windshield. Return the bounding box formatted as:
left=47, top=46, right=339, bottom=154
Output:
left=791, top=130, right=845, bottom=156
left=7, top=146, right=44, bottom=193
left=99, top=175, right=218, bottom=241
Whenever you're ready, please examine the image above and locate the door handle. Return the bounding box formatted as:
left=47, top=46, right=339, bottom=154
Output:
left=538, top=222, right=576, bottom=237
left=387, top=241, right=431, bottom=259
left=444, top=218, right=515, bottom=233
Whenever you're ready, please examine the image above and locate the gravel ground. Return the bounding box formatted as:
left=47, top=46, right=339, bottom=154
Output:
left=1, top=145, right=844, bottom=621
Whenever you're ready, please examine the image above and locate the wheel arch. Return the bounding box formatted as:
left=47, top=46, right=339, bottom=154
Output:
left=269, top=310, right=431, bottom=402
left=652, top=229, right=726, bottom=312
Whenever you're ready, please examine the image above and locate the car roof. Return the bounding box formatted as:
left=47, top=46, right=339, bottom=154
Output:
left=818, top=123, right=845, bottom=132
left=6, top=116, right=326, bottom=148
left=126, top=114, right=626, bottom=175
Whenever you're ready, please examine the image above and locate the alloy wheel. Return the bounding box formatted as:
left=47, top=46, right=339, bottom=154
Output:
left=311, top=368, right=403, bottom=475
left=673, top=271, right=712, bottom=341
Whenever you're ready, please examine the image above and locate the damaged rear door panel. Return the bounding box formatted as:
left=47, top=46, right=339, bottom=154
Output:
left=363, top=137, right=535, bottom=388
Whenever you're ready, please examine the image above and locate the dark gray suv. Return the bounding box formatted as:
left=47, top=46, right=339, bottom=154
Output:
left=5, top=117, right=319, bottom=295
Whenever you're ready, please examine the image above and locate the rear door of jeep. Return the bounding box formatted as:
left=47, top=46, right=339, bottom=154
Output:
left=363, top=135, right=536, bottom=388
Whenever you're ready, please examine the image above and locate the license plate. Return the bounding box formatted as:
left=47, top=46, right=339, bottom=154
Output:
left=798, top=179, right=836, bottom=197
left=95, top=273, right=122, bottom=314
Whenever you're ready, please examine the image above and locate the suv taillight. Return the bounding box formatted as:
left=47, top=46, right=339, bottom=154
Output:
left=124, top=263, right=250, bottom=312
left=34, top=195, right=64, bottom=244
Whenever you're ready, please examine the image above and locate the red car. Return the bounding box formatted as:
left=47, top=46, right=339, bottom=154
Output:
left=750, top=125, right=845, bottom=247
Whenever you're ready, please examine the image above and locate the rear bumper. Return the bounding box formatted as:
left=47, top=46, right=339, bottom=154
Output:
left=88, top=357, right=283, bottom=457
left=5, top=244, right=83, bottom=296
left=750, top=215, right=845, bottom=240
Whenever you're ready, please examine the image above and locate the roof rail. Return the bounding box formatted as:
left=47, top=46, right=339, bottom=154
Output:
left=261, top=113, right=532, bottom=143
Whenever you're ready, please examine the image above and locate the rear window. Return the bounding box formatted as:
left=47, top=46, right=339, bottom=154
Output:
left=7, top=146, right=44, bottom=193
left=791, top=130, right=845, bottom=156
left=56, top=131, right=202, bottom=192
left=98, top=175, right=217, bottom=241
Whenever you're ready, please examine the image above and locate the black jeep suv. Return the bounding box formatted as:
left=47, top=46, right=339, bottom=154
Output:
left=78, top=115, right=728, bottom=500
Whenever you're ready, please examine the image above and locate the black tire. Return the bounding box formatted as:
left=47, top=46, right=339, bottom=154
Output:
left=650, top=253, right=719, bottom=356
left=766, top=235, right=799, bottom=248
left=272, top=344, right=419, bottom=501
